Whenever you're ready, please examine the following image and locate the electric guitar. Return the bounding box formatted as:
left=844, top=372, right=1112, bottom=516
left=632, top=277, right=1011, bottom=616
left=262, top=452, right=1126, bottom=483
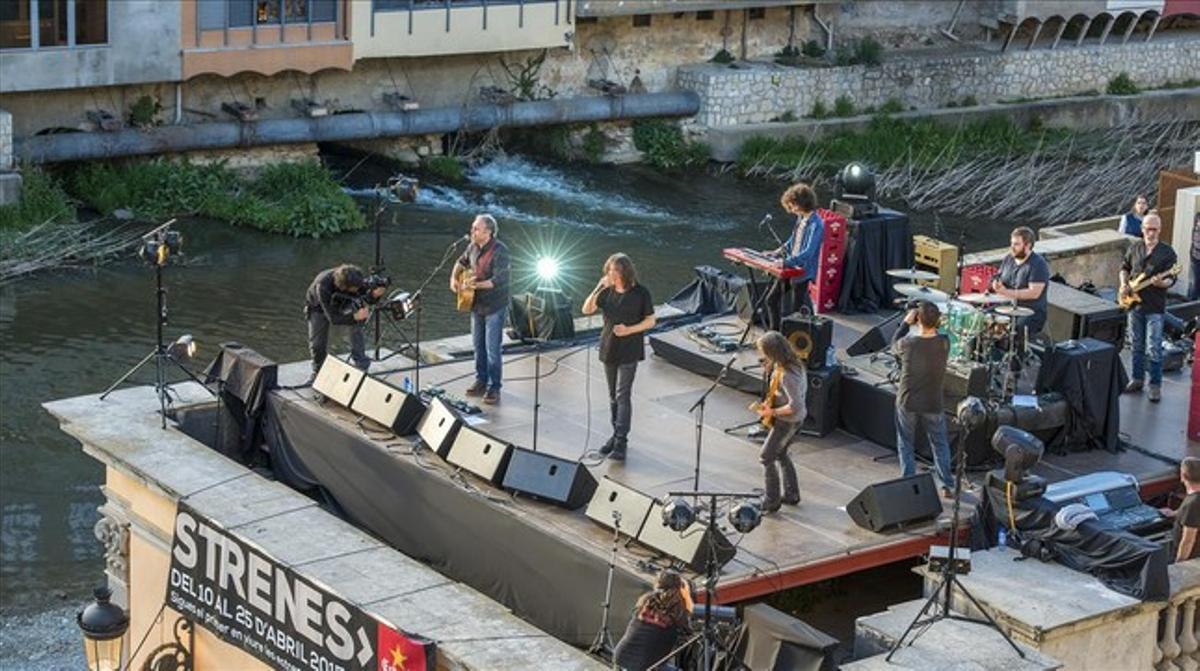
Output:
left=1118, top=264, right=1180, bottom=311
left=749, top=366, right=783, bottom=429
left=454, top=265, right=475, bottom=312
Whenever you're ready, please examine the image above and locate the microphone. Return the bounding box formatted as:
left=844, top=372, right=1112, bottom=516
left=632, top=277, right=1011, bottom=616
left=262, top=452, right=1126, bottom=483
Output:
left=757, top=213, right=773, bottom=229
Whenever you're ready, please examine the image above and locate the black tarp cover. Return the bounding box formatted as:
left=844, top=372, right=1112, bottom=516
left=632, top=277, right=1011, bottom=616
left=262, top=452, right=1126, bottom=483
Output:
left=978, top=482, right=1169, bottom=601
left=667, top=265, right=748, bottom=315
left=733, top=603, right=838, bottom=671
left=837, top=209, right=913, bottom=314
left=262, top=391, right=648, bottom=647
left=1035, top=338, right=1127, bottom=453
left=202, top=342, right=278, bottom=461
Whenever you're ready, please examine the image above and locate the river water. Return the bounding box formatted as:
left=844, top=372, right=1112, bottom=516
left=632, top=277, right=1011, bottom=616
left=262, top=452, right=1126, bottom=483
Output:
left=0, top=154, right=1012, bottom=614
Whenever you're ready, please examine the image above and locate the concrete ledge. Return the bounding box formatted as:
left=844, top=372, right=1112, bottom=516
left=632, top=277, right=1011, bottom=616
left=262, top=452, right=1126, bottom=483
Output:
left=702, top=87, right=1200, bottom=162
left=963, top=229, right=1129, bottom=288
left=0, top=171, right=21, bottom=207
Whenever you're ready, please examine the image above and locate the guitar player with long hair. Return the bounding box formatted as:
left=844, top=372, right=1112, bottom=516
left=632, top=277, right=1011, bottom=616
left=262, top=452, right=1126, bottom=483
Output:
left=1120, top=211, right=1178, bottom=403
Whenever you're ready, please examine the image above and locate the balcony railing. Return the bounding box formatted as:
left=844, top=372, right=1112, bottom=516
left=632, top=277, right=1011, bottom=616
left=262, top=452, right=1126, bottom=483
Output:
left=1156, top=561, right=1200, bottom=671
left=369, top=0, right=567, bottom=35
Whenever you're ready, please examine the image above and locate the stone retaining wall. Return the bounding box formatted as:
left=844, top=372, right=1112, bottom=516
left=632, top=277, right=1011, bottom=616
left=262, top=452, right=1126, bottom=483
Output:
left=679, top=36, right=1200, bottom=127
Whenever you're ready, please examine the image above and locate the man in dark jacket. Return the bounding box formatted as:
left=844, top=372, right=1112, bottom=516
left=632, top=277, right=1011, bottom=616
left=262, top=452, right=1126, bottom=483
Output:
left=304, top=264, right=382, bottom=376
left=450, top=214, right=511, bottom=404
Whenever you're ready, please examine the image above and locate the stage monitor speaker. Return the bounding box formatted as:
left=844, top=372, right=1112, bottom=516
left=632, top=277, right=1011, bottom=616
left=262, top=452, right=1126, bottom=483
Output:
left=502, top=448, right=598, bottom=510
left=846, top=473, right=943, bottom=532
left=637, top=501, right=736, bottom=572
left=416, top=396, right=463, bottom=458
left=312, top=356, right=365, bottom=407
left=801, top=365, right=841, bottom=438
left=782, top=313, right=833, bottom=369
left=845, top=316, right=903, bottom=356
left=446, top=425, right=513, bottom=485
left=585, top=476, right=655, bottom=538
left=350, top=376, right=427, bottom=436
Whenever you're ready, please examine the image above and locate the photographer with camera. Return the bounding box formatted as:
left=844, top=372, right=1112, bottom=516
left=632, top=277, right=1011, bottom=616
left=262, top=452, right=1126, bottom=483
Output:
left=304, top=264, right=386, bottom=378
left=613, top=570, right=694, bottom=671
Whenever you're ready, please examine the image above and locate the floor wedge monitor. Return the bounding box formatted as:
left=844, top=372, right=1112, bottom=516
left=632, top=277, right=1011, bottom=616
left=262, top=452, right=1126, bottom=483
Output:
left=416, top=396, right=462, bottom=458
left=846, top=473, right=943, bottom=532
left=445, top=425, right=513, bottom=485
left=502, top=447, right=598, bottom=510
left=350, top=376, right=426, bottom=436
left=637, top=501, right=737, bottom=573
left=585, top=476, right=655, bottom=539
left=312, top=356, right=366, bottom=407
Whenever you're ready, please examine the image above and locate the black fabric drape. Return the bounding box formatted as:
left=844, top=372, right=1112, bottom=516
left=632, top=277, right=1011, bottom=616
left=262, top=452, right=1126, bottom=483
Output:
left=203, top=342, right=278, bottom=461
left=1036, top=338, right=1127, bottom=453
left=667, top=265, right=747, bottom=315
left=733, top=603, right=838, bottom=671
left=837, top=209, right=913, bottom=314
left=978, top=483, right=1168, bottom=600
left=262, top=391, right=648, bottom=647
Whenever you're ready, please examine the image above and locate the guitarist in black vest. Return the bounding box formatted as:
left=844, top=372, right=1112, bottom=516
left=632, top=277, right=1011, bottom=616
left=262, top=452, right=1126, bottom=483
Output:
left=450, top=214, right=511, bottom=405
left=1120, top=212, right=1177, bottom=403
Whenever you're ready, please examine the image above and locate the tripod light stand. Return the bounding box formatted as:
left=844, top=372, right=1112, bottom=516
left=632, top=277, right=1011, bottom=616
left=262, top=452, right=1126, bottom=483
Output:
left=100, top=220, right=213, bottom=428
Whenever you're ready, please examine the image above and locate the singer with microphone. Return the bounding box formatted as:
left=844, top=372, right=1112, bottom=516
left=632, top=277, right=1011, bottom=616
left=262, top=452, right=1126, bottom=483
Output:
left=772, top=182, right=825, bottom=317
left=450, top=214, right=511, bottom=405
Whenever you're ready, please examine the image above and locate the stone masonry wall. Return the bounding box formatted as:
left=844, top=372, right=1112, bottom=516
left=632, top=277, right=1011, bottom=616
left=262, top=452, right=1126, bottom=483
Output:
left=679, top=36, right=1200, bottom=127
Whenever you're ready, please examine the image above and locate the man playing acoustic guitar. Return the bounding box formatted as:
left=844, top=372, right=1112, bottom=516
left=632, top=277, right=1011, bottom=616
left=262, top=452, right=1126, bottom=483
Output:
left=450, top=214, right=511, bottom=405
left=1120, top=212, right=1178, bottom=403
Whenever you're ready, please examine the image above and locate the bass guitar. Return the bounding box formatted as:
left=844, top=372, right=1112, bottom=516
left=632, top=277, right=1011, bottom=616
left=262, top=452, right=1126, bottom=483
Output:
left=1118, top=264, right=1180, bottom=311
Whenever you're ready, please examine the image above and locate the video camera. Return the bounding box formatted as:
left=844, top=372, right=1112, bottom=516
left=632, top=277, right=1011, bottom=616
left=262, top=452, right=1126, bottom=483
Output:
left=361, top=273, right=391, bottom=302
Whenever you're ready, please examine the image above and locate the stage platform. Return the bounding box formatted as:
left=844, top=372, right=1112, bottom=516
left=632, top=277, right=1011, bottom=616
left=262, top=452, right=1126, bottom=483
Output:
left=282, top=308, right=1193, bottom=615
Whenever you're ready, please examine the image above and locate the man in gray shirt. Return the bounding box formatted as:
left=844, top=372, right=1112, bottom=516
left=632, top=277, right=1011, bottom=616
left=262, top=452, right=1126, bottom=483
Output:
left=990, top=226, right=1051, bottom=337
left=892, top=301, right=954, bottom=498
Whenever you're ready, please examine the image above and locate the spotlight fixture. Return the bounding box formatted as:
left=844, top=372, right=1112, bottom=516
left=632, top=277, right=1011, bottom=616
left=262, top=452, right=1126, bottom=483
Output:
left=138, top=221, right=184, bottom=266
left=661, top=497, right=696, bottom=532
left=991, top=425, right=1044, bottom=484
left=956, top=396, right=987, bottom=432
left=168, top=334, right=197, bottom=360
left=383, top=290, right=418, bottom=321
left=728, top=500, right=762, bottom=534
left=536, top=256, right=560, bottom=282
left=836, top=162, right=878, bottom=217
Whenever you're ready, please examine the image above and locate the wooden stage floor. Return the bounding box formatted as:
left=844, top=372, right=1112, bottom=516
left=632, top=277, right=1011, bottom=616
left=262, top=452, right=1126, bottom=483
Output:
left=307, top=313, right=1193, bottom=603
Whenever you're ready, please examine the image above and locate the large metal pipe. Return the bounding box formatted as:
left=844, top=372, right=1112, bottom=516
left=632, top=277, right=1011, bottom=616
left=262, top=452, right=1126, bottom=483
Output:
left=16, top=91, right=700, bottom=164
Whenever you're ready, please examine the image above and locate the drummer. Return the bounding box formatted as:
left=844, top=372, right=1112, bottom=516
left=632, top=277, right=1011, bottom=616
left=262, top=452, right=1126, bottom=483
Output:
left=989, top=226, right=1050, bottom=337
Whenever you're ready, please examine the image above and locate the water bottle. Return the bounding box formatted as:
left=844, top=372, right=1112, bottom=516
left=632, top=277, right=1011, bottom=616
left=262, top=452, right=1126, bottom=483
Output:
left=826, top=347, right=837, bottom=368
left=997, top=527, right=1007, bottom=550
left=402, top=376, right=412, bottom=393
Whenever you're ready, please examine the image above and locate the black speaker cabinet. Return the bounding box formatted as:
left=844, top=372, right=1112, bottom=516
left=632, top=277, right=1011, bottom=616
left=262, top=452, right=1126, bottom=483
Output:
left=350, top=376, right=427, bottom=436
left=585, top=476, right=655, bottom=538
left=446, top=425, right=513, bottom=485
left=312, top=356, right=365, bottom=407
left=502, top=447, right=598, bottom=510
left=1046, top=282, right=1125, bottom=348
left=782, top=313, right=833, bottom=369
left=416, top=396, right=463, bottom=458
left=845, top=315, right=903, bottom=356
left=800, top=365, right=841, bottom=438
left=846, top=473, right=942, bottom=532
left=638, top=501, right=736, bottom=572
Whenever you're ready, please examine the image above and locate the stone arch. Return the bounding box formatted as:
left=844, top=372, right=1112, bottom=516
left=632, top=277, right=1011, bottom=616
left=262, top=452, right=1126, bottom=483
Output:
left=1037, top=14, right=1069, bottom=49
left=1111, top=10, right=1142, bottom=43
left=1061, top=13, right=1091, bottom=43
left=1002, top=16, right=1042, bottom=52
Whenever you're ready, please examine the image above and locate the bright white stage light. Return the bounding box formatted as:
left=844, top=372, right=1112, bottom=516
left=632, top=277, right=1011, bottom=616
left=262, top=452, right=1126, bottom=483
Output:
left=536, top=257, right=560, bottom=281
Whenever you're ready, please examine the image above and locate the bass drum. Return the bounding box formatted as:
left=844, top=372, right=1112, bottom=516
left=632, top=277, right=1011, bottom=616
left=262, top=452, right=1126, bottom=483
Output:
left=944, top=301, right=986, bottom=361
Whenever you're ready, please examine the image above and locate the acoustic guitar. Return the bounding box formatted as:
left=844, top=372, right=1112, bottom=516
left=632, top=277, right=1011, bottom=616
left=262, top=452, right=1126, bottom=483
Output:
left=454, top=265, right=475, bottom=312
left=1118, top=264, right=1180, bottom=311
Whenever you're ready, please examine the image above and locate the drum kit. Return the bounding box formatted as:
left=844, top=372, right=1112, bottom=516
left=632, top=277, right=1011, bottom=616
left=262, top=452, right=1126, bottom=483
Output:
left=886, top=268, right=1038, bottom=400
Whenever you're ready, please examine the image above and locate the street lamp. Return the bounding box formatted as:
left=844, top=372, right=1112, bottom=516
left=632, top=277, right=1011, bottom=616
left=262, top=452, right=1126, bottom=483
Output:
left=77, top=586, right=129, bottom=671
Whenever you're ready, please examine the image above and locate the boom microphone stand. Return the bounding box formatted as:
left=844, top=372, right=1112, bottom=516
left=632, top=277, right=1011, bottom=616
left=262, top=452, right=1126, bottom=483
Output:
left=589, top=511, right=623, bottom=659
left=886, top=402, right=1025, bottom=662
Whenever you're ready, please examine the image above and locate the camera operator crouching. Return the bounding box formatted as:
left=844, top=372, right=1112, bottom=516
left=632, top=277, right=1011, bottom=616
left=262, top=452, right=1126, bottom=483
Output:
left=304, top=264, right=387, bottom=379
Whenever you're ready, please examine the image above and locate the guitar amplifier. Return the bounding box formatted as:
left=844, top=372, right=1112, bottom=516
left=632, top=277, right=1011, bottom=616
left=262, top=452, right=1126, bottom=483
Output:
left=1046, top=282, right=1125, bottom=348
left=782, top=313, right=833, bottom=369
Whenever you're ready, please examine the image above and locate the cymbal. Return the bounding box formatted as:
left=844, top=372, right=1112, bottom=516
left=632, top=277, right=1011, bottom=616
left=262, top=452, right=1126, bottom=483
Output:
left=886, top=268, right=940, bottom=282
left=957, top=292, right=1011, bottom=306
left=893, top=283, right=950, bottom=302
left=994, top=305, right=1035, bottom=318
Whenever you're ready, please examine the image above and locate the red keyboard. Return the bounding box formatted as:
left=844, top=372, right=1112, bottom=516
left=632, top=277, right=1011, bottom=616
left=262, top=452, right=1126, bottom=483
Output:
left=723, top=247, right=805, bottom=280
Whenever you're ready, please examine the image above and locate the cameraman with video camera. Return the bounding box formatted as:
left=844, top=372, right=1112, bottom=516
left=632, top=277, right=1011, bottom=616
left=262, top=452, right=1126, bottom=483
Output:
left=304, top=264, right=386, bottom=378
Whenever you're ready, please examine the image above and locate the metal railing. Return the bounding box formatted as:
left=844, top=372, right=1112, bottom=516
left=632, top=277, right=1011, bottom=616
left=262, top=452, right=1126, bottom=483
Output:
left=1157, top=561, right=1200, bottom=671
left=369, top=0, right=567, bottom=37
left=194, top=0, right=347, bottom=48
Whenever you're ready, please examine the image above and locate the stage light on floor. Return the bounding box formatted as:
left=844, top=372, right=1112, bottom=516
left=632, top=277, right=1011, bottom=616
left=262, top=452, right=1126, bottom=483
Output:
left=169, top=334, right=196, bottom=360
left=662, top=497, right=696, bottom=532
left=728, top=500, right=762, bottom=533
left=536, top=256, right=560, bottom=282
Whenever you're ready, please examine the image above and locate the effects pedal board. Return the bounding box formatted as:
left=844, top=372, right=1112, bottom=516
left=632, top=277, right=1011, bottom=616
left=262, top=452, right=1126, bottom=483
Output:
left=421, top=387, right=482, bottom=415
left=685, top=324, right=743, bottom=353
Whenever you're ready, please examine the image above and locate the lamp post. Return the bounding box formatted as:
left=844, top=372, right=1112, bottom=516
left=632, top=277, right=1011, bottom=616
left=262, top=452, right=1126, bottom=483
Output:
left=77, top=586, right=129, bottom=671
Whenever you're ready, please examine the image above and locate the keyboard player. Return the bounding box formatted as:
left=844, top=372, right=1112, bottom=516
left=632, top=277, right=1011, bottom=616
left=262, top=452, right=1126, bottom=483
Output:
left=772, top=182, right=825, bottom=319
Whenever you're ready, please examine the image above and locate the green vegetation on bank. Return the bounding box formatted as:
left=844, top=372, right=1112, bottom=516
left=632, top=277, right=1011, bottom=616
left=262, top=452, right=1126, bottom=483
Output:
left=632, top=119, right=711, bottom=170
left=738, top=114, right=1067, bottom=176
left=0, top=166, right=76, bottom=236
left=68, top=160, right=365, bottom=238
